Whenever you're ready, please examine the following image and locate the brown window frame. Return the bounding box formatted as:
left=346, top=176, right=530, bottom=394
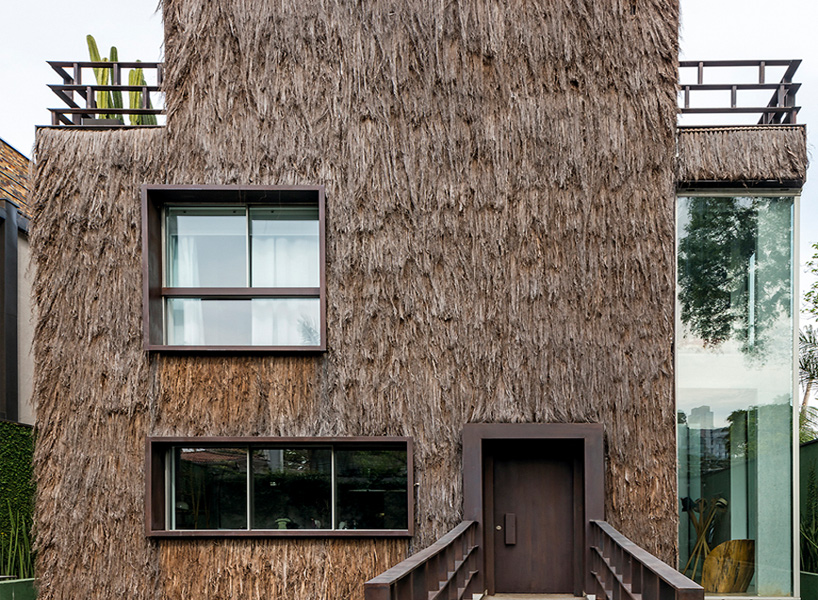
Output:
left=145, top=436, right=414, bottom=538
left=141, top=184, right=326, bottom=352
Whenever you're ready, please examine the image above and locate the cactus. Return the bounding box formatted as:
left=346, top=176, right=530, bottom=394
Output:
left=109, top=46, right=123, bottom=111
left=86, top=35, right=119, bottom=121
left=88, top=34, right=156, bottom=125
left=86, top=35, right=104, bottom=84
left=128, top=63, right=157, bottom=126
left=128, top=67, right=140, bottom=124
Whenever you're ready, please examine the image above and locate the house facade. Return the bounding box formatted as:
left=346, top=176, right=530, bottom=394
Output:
left=29, top=1, right=805, bottom=599
left=0, top=136, right=36, bottom=585
left=0, top=137, right=33, bottom=426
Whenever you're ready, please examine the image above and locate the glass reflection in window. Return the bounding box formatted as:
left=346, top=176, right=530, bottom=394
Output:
left=335, top=447, right=408, bottom=530
left=173, top=447, right=248, bottom=530
left=167, top=442, right=409, bottom=532
left=676, top=195, right=794, bottom=595
left=165, top=298, right=321, bottom=346
left=166, top=207, right=247, bottom=288
left=250, top=207, right=320, bottom=288
left=252, top=448, right=331, bottom=529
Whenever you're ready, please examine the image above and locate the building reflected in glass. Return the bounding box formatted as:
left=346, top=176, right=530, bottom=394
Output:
left=676, top=195, right=794, bottom=595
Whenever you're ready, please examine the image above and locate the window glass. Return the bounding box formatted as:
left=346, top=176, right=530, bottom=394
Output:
left=146, top=187, right=327, bottom=350
left=676, top=196, right=793, bottom=595
left=335, top=447, right=408, bottom=530
left=166, top=298, right=320, bottom=346
left=173, top=447, right=247, bottom=530
left=166, top=207, right=247, bottom=287
left=250, top=207, right=320, bottom=288
left=250, top=299, right=321, bottom=346
left=161, top=441, right=409, bottom=533
left=251, top=448, right=331, bottom=529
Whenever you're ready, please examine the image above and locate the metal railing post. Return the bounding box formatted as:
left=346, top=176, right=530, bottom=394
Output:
left=47, top=60, right=166, bottom=127
left=678, top=59, right=800, bottom=125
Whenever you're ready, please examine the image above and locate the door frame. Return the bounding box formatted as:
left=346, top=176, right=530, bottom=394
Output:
left=463, top=423, right=604, bottom=596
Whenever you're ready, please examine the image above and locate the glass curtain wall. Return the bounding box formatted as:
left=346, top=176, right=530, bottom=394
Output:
left=676, top=195, right=794, bottom=595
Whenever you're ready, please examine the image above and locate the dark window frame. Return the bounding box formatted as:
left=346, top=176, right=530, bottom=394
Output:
left=141, top=184, right=327, bottom=352
left=145, top=436, right=414, bottom=538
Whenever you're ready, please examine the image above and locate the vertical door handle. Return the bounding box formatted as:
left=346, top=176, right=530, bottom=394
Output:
left=504, top=513, right=516, bottom=545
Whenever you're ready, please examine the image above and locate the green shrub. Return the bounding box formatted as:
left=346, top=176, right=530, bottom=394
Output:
left=0, top=421, right=34, bottom=578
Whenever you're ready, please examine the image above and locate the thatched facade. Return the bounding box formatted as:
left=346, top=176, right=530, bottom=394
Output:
left=27, top=1, right=697, bottom=599
left=676, top=125, right=807, bottom=187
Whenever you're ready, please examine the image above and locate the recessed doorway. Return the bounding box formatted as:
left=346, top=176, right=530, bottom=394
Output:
left=463, top=423, right=604, bottom=597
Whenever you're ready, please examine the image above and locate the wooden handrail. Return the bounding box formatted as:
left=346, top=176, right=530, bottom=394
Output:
left=590, top=520, right=703, bottom=600
left=679, top=59, right=801, bottom=124
left=364, top=521, right=479, bottom=600
left=46, top=60, right=165, bottom=127
left=366, top=518, right=702, bottom=600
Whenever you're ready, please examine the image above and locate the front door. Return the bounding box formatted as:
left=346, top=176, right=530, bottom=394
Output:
left=484, top=439, right=584, bottom=594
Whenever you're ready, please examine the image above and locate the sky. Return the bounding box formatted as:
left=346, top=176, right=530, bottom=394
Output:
left=1, top=0, right=816, bottom=308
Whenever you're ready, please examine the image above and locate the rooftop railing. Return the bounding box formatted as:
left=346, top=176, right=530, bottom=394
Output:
left=47, top=61, right=164, bottom=127
left=679, top=59, right=800, bottom=125
left=45, top=58, right=800, bottom=128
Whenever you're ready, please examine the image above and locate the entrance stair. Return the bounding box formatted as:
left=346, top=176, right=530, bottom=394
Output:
left=364, top=521, right=703, bottom=600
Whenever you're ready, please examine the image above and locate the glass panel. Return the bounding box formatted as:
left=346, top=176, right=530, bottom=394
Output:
left=165, top=298, right=320, bottom=346
left=335, top=447, right=408, bottom=530
left=250, top=298, right=320, bottom=346
left=251, top=448, right=332, bottom=529
left=173, top=447, right=247, bottom=530
left=676, top=196, right=793, bottom=595
left=166, top=207, right=247, bottom=287
left=250, top=206, right=320, bottom=288
left=166, top=298, right=252, bottom=346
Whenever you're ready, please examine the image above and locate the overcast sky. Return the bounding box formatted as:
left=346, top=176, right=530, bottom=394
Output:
left=1, top=0, right=816, bottom=309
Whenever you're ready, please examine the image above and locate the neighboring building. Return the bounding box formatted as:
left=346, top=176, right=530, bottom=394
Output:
left=0, top=137, right=33, bottom=426
left=29, top=3, right=805, bottom=600
left=0, top=137, right=36, bottom=585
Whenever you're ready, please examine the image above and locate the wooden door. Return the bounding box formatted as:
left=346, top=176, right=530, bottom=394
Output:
left=485, top=439, right=583, bottom=594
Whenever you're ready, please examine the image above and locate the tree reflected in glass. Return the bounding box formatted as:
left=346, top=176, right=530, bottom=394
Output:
left=678, top=196, right=792, bottom=360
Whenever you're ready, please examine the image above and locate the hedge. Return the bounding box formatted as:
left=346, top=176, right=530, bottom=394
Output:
left=0, top=421, right=34, bottom=539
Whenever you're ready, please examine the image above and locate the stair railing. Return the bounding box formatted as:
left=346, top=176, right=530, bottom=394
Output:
left=364, top=520, right=479, bottom=600
left=590, top=520, right=703, bottom=600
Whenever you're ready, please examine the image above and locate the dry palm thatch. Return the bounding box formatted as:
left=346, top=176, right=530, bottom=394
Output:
left=30, top=129, right=164, bottom=600
left=159, top=539, right=407, bottom=599
left=31, top=1, right=682, bottom=598
left=676, top=125, right=807, bottom=185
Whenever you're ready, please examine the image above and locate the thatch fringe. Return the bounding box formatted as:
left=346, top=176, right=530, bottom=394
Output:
left=676, top=125, right=808, bottom=185
left=159, top=539, right=407, bottom=599
left=31, top=1, right=682, bottom=598
left=31, top=129, right=164, bottom=600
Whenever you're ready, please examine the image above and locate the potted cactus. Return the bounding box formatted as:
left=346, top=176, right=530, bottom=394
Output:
left=128, top=62, right=158, bottom=125
left=84, top=35, right=157, bottom=126
left=83, top=35, right=123, bottom=125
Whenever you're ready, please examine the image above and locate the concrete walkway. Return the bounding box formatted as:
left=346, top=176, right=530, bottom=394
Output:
left=484, top=595, right=580, bottom=600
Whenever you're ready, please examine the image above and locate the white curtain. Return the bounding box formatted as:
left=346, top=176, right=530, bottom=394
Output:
left=252, top=222, right=319, bottom=288
left=170, top=237, right=204, bottom=345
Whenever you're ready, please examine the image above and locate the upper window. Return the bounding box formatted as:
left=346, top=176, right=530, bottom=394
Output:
left=146, top=437, right=413, bottom=537
left=142, top=185, right=325, bottom=351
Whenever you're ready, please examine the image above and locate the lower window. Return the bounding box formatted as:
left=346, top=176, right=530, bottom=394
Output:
left=147, top=437, right=413, bottom=537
